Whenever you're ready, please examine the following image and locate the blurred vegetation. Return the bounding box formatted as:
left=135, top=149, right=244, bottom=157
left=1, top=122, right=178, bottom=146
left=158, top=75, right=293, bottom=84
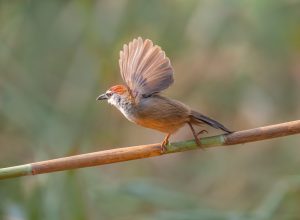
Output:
left=0, top=0, right=300, bottom=219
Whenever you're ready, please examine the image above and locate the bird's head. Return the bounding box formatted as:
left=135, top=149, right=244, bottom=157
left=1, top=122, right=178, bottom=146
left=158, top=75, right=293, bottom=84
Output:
left=97, top=85, right=132, bottom=107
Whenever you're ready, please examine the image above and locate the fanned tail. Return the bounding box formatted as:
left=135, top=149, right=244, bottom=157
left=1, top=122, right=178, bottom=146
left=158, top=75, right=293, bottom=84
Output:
left=190, top=110, right=232, bottom=133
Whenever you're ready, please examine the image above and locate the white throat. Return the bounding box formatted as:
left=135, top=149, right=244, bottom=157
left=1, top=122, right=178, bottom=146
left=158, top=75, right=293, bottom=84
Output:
left=107, top=94, right=135, bottom=122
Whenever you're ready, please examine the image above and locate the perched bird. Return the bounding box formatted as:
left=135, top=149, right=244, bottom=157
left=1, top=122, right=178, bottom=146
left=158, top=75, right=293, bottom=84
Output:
left=97, top=37, right=232, bottom=151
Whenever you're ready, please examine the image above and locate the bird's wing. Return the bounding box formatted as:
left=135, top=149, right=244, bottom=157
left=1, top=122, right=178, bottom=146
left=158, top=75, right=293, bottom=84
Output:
left=119, top=37, right=174, bottom=97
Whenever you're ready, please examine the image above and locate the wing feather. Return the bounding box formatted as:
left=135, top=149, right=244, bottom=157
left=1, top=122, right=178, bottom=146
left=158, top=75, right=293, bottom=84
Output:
left=119, top=37, right=174, bottom=97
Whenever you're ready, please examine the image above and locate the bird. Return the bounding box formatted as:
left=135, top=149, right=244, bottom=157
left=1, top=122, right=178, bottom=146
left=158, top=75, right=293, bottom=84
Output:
left=97, top=37, right=232, bottom=152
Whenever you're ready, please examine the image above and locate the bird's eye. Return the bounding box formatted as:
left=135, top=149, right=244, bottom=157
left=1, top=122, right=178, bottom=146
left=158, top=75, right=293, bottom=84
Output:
left=106, top=92, right=113, bottom=97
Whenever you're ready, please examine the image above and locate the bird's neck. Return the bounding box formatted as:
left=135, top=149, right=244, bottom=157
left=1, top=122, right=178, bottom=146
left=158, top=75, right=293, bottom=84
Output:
left=108, top=95, right=136, bottom=121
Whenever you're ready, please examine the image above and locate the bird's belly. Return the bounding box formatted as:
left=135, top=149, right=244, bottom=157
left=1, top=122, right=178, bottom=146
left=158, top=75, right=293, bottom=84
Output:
left=119, top=105, right=184, bottom=133
left=133, top=116, right=186, bottom=134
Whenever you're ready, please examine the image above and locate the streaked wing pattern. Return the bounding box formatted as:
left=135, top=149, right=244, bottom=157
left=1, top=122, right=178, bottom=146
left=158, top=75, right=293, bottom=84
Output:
left=119, top=37, right=174, bottom=97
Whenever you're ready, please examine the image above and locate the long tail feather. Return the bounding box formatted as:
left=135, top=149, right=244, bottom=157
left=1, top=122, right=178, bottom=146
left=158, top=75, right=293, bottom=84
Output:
left=190, top=110, right=232, bottom=133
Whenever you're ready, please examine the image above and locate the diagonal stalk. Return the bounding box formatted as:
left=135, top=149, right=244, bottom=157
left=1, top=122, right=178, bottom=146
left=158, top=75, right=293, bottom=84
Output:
left=0, top=120, right=299, bottom=180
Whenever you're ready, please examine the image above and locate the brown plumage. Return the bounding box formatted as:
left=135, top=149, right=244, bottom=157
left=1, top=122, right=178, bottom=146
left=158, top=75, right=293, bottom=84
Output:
left=119, top=38, right=174, bottom=97
left=97, top=37, right=232, bottom=151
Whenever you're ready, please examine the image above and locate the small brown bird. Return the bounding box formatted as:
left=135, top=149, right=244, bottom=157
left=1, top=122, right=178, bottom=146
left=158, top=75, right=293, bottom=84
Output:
left=97, top=37, right=231, bottom=151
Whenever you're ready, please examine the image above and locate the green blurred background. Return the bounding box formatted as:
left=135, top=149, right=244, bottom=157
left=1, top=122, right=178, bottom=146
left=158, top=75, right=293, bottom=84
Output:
left=1, top=0, right=300, bottom=219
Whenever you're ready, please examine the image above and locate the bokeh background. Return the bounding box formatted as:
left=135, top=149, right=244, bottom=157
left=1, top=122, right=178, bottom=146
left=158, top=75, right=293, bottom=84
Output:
left=1, top=0, right=300, bottom=219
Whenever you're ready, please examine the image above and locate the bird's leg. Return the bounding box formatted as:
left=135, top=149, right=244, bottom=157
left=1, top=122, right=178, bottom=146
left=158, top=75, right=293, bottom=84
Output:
left=161, top=133, right=171, bottom=153
left=188, top=122, right=202, bottom=147
left=197, top=129, right=208, bottom=136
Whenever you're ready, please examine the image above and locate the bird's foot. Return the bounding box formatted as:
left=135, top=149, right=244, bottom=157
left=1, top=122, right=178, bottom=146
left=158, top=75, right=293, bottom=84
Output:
left=188, top=122, right=204, bottom=149
left=194, top=136, right=202, bottom=148
left=195, top=129, right=208, bottom=149
left=160, top=134, right=171, bottom=153
left=160, top=139, right=168, bottom=153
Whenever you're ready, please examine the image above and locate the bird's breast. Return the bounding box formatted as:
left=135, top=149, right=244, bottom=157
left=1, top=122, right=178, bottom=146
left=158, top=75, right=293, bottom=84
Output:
left=112, top=100, right=138, bottom=123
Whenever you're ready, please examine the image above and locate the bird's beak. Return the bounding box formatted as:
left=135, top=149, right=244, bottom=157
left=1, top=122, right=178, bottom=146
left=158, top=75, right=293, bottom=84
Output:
left=96, top=93, right=108, bottom=101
